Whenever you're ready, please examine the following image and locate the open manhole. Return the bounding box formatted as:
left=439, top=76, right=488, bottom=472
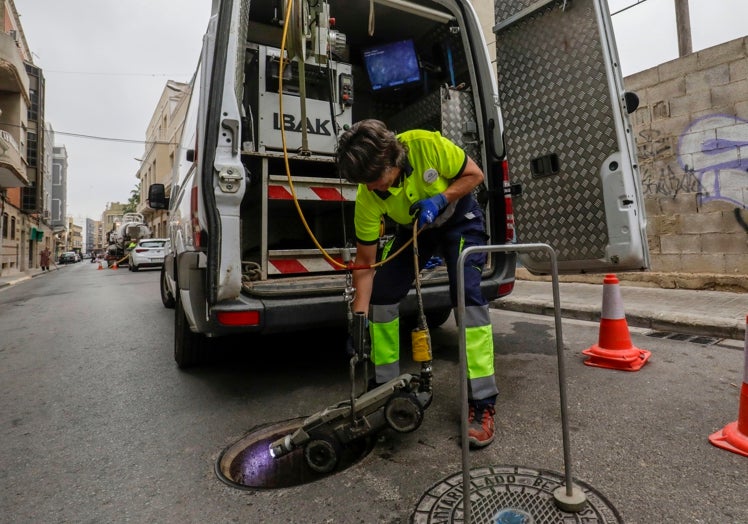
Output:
left=412, top=465, right=623, bottom=523
left=215, top=417, right=374, bottom=490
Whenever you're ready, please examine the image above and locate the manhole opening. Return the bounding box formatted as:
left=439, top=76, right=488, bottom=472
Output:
left=215, top=417, right=374, bottom=490
left=646, top=331, right=720, bottom=345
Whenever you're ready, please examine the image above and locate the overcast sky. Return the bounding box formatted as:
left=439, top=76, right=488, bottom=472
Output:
left=17, top=0, right=748, bottom=223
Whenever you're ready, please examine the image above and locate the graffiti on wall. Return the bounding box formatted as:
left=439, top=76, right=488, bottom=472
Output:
left=638, top=128, right=702, bottom=197
left=638, top=114, right=748, bottom=211
left=678, top=114, right=748, bottom=210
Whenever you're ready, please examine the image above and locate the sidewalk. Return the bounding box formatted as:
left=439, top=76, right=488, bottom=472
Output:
left=0, top=265, right=63, bottom=290
left=494, top=276, right=748, bottom=341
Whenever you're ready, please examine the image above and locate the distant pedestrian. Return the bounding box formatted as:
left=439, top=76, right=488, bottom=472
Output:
left=40, top=247, right=51, bottom=271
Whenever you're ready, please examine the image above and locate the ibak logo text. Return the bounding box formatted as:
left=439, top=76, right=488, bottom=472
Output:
left=273, top=113, right=332, bottom=136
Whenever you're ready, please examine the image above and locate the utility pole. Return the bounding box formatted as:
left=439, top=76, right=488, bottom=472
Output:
left=674, top=0, right=692, bottom=56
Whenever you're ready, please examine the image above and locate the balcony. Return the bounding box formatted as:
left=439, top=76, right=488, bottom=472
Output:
left=0, top=31, right=30, bottom=188
left=0, top=31, right=30, bottom=96
left=0, top=128, right=26, bottom=187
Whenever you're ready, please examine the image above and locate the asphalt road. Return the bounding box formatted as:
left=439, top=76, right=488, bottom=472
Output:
left=1, top=263, right=746, bottom=523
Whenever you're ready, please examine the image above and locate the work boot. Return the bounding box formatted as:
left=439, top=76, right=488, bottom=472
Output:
left=467, top=400, right=496, bottom=449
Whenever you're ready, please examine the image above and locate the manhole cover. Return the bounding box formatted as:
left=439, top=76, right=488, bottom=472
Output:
left=215, top=417, right=373, bottom=490
left=412, top=465, right=622, bottom=523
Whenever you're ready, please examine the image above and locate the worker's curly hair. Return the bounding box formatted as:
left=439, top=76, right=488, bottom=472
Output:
left=336, top=119, right=408, bottom=184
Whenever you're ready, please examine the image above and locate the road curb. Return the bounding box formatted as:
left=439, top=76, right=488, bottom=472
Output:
left=491, top=299, right=746, bottom=341
left=0, top=275, right=31, bottom=288
left=0, top=266, right=60, bottom=289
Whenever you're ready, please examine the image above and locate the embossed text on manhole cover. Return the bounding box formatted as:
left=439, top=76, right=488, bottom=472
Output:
left=412, top=465, right=623, bottom=524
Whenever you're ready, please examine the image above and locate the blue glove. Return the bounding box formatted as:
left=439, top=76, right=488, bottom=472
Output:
left=409, top=193, right=448, bottom=226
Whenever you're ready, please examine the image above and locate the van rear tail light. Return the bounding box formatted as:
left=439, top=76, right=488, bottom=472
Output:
left=217, top=310, right=261, bottom=326
left=498, top=281, right=515, bottom=297
left=501, top=159, right=515, bottom=243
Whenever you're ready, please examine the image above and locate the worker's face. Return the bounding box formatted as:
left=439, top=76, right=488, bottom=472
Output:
left=365, top=166, right=400, bottom=192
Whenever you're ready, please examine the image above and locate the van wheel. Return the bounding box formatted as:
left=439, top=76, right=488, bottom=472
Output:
left=425, top=308, right=452, bottom=328
left=160, top=265, right=175, bottom=308
left=174, top=293, right=204, bottom=369
left=402, top=308, right=453, bottom=331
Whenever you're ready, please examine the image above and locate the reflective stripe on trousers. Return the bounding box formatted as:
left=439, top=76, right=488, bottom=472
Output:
left=367, top=210, right=498, bottom=401
left=369, top=302, right=497, bottom=400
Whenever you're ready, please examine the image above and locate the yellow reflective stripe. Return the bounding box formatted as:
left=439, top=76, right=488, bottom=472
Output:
left=370, top=318, right=400, bottom=366
left=465, top=324, right=494, bottom=379
left=380, top=236, right=395, bottom=261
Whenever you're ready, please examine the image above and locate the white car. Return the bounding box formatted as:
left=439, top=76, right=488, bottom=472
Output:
left=128, top=238, right=168, bottom=272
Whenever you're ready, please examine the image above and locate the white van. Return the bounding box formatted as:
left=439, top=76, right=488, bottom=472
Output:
left=148, top=0, right=648, bottom=367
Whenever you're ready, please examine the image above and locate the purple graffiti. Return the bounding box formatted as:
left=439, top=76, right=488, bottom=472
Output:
left=678, top=114, right=748, bottom=209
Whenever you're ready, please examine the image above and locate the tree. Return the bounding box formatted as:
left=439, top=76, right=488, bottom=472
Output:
left=123, top=183, right=141, bottom=214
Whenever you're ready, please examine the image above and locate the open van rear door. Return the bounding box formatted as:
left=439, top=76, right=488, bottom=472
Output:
left=494, top=0, right=649, bottom=274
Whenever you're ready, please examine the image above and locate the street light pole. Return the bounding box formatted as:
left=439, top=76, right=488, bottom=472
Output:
left=674, top=0, right=692, bottom=57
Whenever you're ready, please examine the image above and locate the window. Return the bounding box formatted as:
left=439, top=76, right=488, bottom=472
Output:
left=27, top=88, right=39, bottom=121
left=53, top=164, right=62, bottom=185
left=22, top=184, right=37, bottom=212
left=10, top=216, right=16, bottom=239
left=2, top=213, right=7, bottom=238
left=52, top=199, right=62, bottom=221
left=27, top=131, right=37, bottom=167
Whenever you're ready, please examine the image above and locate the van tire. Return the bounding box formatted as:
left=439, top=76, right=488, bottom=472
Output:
left=174, top=292, right=204, bottom=368
left=425, top=308, right=453, bottom=328
left=402, top=308, right=453, bottom=331
left=160, top=265, right=176, bottom=308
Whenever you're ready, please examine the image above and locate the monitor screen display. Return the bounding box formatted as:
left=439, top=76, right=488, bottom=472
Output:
left=363, top=39, right=421, bottom=91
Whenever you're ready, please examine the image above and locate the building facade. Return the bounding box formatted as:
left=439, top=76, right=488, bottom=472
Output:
left=135, top=80, right=190, bottom=239
left=0, top=0, right=55, bottom=276
left=85, top=217, right=95, bottom=254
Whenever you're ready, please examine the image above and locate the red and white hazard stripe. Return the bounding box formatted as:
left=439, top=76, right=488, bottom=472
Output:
left=268, top=256, right=345, bottom=275
left=268, top=184, right=357, bottom=201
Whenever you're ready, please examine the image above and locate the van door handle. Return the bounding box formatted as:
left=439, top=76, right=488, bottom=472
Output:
left=221, top=118, right=240, bottom=155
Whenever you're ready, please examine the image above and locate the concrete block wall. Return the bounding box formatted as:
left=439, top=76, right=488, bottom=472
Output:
left=625, top=36, right=748, bottom=277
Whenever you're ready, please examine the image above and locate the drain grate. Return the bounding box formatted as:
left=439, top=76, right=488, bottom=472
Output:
left=645, top=331, right=720, bottom=345
left=412, top=465, right=622, bottom=523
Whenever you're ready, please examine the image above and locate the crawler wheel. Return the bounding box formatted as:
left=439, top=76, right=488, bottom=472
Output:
left=304, top=430, right=342, bottom=474
left=384, top=392, right=424, bottom=433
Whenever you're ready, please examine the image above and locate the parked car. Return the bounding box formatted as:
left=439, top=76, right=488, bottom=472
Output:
left=59, top=251, right=77, bottom=264
left=128, top=238, right=168, bottom=272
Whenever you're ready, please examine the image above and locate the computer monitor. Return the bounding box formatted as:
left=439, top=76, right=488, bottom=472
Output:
left=363, top=39, right=422, bottom=92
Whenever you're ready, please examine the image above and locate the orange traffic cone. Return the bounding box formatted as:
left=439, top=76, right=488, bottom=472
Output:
left=708, top=315, right=748, bottom=457
left=581, top=274, right=651, bottom=371
left=111, top=261, right=119, bottom=270
left=97, top=261, right=103, bottom=270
